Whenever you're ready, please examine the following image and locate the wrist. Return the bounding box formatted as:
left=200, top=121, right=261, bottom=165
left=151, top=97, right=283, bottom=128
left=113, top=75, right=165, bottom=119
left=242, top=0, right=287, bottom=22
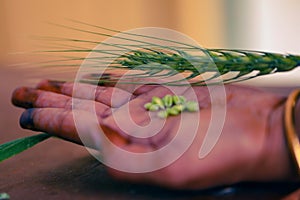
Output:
left=284, top=89, right=300, bottom=177
left=248, top=101, right=294, bottom=181
left=266, top=102, right=294, bottom=179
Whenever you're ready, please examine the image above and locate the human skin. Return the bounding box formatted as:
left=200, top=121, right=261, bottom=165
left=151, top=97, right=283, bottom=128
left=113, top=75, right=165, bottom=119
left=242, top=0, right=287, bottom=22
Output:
left=11, top=79, right=293, bottom=189
left=295, top=97, right=300, bottom=136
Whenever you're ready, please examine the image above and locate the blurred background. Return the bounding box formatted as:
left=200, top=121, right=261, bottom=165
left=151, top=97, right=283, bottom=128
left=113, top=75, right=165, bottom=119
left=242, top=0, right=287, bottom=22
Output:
left=0, top=0, right=299, bottom=85
left=1, top=1, right=300, bottom=199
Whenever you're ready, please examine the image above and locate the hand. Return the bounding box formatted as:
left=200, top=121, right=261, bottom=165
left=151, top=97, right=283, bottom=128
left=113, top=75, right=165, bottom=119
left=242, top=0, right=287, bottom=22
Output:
left=11, top=79, right=293, bottom=189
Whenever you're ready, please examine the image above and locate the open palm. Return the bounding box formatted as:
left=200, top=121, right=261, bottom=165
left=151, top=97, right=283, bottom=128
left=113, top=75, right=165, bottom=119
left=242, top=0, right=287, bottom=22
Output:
left=12, top=79, right=292, bottom=189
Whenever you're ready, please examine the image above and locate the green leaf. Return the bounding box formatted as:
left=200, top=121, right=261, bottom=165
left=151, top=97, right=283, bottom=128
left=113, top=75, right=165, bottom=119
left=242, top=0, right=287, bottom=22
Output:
left=0, top=193, right=10, bottom=200
left=0, top=133, right=51, bottom=162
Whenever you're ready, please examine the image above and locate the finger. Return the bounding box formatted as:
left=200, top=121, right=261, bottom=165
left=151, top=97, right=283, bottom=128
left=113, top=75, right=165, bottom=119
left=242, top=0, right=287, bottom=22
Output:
left=20, top=108, right=128, bottom=147
left=12, top=87, right=70, bottom=109
left=82, top=73, right=164, bottom=95
left=20, top=108, right=82, bottom=144
left=36, top=80, right=134, bottom=107
left=12, top=87, right=111, bottom=118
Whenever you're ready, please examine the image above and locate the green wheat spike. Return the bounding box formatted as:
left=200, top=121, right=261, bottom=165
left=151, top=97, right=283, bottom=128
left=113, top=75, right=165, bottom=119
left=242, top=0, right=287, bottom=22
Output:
left=41, top=21, right=300, bottom=86
left=108, top=48, right=299, bottom=85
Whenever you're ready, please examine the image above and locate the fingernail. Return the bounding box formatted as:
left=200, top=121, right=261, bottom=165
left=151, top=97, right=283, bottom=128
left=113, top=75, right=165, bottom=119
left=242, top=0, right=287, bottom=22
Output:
left=20, top=108, right=35, bottom=129
left=36, top=80, right=65, bottom=92
left=47, top=80, right=65, bottom=90
left=83, top=73, right=111, bottom=80
left=82, top=73, right=113, bottom=86
left=11, top=87, right=37, bottom=108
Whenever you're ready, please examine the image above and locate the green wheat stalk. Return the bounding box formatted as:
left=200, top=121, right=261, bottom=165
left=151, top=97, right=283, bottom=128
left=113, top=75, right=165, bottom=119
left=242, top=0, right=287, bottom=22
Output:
left=0, top=133, right=51, bottom=162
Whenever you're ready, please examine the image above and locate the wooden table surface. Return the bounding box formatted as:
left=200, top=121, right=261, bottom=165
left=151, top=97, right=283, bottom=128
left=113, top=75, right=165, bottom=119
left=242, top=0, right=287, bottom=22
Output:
left=0, top=67, right=299, bottom=200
